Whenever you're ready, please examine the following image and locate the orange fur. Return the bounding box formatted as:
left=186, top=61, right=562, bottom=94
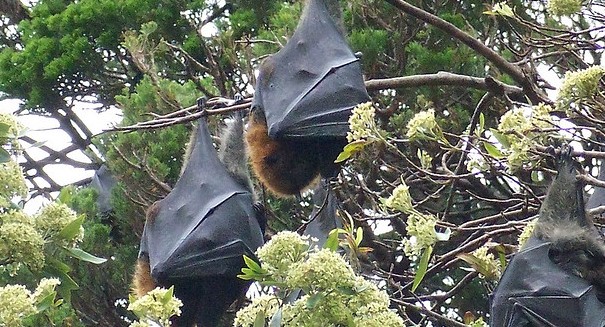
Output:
left=246, top=113, right=320, bottom=196
left=132, top=258, right=156, bottom=298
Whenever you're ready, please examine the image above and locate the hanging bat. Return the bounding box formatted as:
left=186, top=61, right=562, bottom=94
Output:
left=133, top=114, right=265, bottom=327
left=490, top=145, right=605, bottom=327
left=246, top=0, right=370, bottom=196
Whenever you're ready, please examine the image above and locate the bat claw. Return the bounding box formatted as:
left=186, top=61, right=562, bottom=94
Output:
left=234, top=93, right=244, bottom=104
left=557, top=143, right=574, bottom=171
left=196, top=97, right=207, bottom=110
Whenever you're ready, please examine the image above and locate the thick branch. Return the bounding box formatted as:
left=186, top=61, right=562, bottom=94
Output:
left=365, top=72, right=523, bottom=96
left=109, top=73, right=525, bottom=132
left=0, top=0, right=29, bottom=23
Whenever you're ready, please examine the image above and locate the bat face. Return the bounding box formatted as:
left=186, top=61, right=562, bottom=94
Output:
left=252, top=0, right=370, bottom=140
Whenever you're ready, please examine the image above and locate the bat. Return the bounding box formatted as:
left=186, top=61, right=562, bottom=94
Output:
left=134, top=116, right=265, bottom=327
left=246, top=0, right=370, bottom=196
left=89, top=164, right=116, bottom=215
left=490, top=145, right=605, bottom=327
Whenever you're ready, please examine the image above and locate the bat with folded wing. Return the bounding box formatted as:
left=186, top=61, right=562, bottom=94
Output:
left=490, top=146, right=605, bottom=327
left=246, top=0, right=370, bottom=196
left=134, top=116, right=265, bottom=327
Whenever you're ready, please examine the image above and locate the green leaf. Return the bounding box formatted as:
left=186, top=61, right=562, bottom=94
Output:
left=0, top=147, right=10, bottom=163
left=43, top=265, right=78, bottom=304
left=0, top=122, right=10, bottom=137
left=355, top=227, right=363, bottom=246
left=324, top=229, right=339, bottom=251
left=57, top=215, right=84, bottom=241
left=531, top=170, right=544, bottom=183
left=237, top=273, right=255, bottom=280
left=243, top=254, right=263, bottom=273
left=490, top=128, right=510, bottom=148
left=36, top=291, right=57, bottom=312
left=334, top=140, right=368, bottom=163
left=493, top=3, right=514, bottom=17
left=237, top=267, right=265, bottom=280
left=494, top=244, right=508, bottom=270
left=483, top=142, right=504, bottom=159
left=57, top=186, right=75, bottom=204
left=478, top=112, right=485, bottom=135
left=164, top=286, right=175, bottom=302
left=269, top=308, right=282, bottom=327
left=411, top=246, right=433, bottom=292
left=46, top=258, right=72, bottom=274
left=457, top=252, right=498, bottom=280
left=65, top=247, right=107, bottom=264
left=253, top=311, right=266, bottom=327
left=306, top=293, right=325, bottom=309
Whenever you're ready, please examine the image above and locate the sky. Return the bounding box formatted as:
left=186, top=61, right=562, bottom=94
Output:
left=0, top=98, right=121, bottom=212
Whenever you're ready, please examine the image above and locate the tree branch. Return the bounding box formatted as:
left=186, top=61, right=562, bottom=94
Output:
left=108, top=73, right=526, bottom=132
left=382, top=0, right=550, bottom=105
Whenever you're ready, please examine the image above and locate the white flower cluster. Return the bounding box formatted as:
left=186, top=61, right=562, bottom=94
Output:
left=517, top=219, right=538, bottom=248
left=557, top=65, right=605, bottom=111
left=235, top=232, right=405, bottom=327
left=547, top=0, right=582, bottom=16
left=497, top=104, right=554, bottom=171
left=128, top=287, right=183, bottom=327
left=347, top=102, right=381, bottom=143
left=402, top=212, right=439, bottom=257
left=256, top=231, right=311, bottom=280
left=383, top=180, right=442, bottom=258
left=0, top=278, right=61, bottom=326
left=383, top=183, right=413, bottom=214
left=0, top=219, right=45, bottom=274
left=0, top=161, right=27, bottom=207
left=472, top=246, right=502, bottom=280
left=35, top=202, right=83, bottom=245
left=406, top=109, right=438, bottom=140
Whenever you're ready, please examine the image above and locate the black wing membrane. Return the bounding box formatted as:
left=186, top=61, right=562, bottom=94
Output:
left=490, top=237, right=605, bottom=327
left=252, top=0, right=370, bottom=139
left=89, top=164, right=116, bottom=214
left=490, top=148, right=605, bottom=327
left=139, top=118, right=264, bottom=281
left=302, top=180, right=341, bottom=246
